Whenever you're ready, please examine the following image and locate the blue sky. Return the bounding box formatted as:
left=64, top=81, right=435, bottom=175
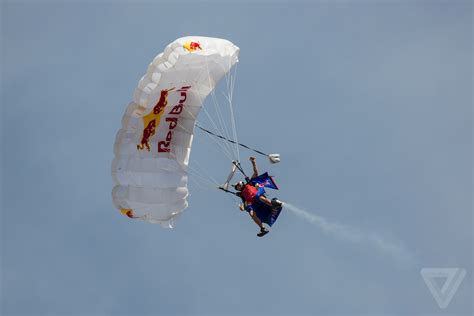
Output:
left=1, top=1, right=472, bottom=315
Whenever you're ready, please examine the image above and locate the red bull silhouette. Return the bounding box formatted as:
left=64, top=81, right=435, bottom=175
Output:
left=137, top=119, right=156, bottom=151
left=137, top=87, right=174, bottom=151
left=183, top=41, right=202, bottom=52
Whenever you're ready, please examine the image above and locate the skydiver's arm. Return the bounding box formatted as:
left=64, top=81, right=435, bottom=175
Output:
left=250, top=156, right=258, bottom=179
left=236, top=193, right=246, bottom=211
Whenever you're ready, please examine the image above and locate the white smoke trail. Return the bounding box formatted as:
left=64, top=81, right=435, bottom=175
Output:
left=284, top=202, right=416, bottom=266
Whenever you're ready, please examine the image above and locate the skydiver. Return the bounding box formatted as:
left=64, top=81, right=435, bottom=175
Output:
left=233, top=157, right=282, bottom=237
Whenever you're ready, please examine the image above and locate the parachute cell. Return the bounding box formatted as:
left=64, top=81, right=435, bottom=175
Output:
left=112, top=36, right=239, bottom=227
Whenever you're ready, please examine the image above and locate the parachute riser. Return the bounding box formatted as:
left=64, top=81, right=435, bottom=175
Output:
left=218, top=186, right=238, bottom=196
left=232, top=160, right=250, bottom=183
left=218, top=161, right=248, bottom=196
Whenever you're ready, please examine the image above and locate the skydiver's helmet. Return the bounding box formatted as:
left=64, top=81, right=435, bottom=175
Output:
left=233, top=181, right=245, bottom=191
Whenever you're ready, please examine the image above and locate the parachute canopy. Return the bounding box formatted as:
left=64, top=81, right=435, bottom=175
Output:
left=112, top=36, right=239, bottom=228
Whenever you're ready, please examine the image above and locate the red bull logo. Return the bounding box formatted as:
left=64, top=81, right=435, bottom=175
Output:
left=120, top=208, right=135, bottom=218
left=158, top=85, right=191, bottom=153
left=137, top=87, right=174, bottom=151
left=183, top=41, right=202, bottom=52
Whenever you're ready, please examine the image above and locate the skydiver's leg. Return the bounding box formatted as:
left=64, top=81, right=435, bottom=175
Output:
left=258, top=195, right=273, bottom=207
left=258, top=195, right=283, bottom=209
left=249, top=210, right=264, bottom=228
left=249, top=210, right=269, bottom=237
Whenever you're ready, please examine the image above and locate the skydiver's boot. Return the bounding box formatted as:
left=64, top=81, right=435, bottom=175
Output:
left=271, top=198, right=283, bottom=209
left=257, top=227, right=269, bottom=237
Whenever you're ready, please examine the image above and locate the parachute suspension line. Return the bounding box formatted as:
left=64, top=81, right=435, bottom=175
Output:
left=203, top=55, right=240, bottom=161
left=208, top=87, right=233, bottom=157
left=187, top=168, right=218, bottom=190
left=168, top=151, right=218, bottom=191
left=232, top=160, right=249, bottom=180
left=187, top=169, right=219, bottom=191
left=201, top=108, right=234, bottom=160
left=199, top=96, right=234, bottom=159
left=189, top=157, right=220, bottom=186
left=178, top=118, right=234, bottom=163
left=219, top=186, right=241, bottom=206
left=197, top=107, right=235, bottom=161
left=219, top=57, right=240, bottom=161
left=195, top=123, right=269, bottom=157
left=193, top=79, right=234, bottom=160
left=189, top=64, right=232, bottom=159
left=187, top=162, right=218, bottom=186
left=204, top=56, right=237, bottom=160
left=226, top=62, right=240, bottom=162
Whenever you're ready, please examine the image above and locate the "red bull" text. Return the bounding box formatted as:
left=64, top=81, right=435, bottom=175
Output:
left=158, top=85, right=191, bottom=153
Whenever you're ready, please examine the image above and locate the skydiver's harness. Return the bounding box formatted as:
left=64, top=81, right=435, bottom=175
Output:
left=194, top=126, right=280, bottom=196
left=218, top=161, right=269, bottom=206
left=219, top=161, right=282, bottom=220
left=218, top=161, right=260, bottom=212
left=195, top=127, right=280, bottom=196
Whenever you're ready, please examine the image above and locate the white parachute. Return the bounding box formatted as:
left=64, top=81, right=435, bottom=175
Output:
left=112, top=36, right=239, bottom=227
